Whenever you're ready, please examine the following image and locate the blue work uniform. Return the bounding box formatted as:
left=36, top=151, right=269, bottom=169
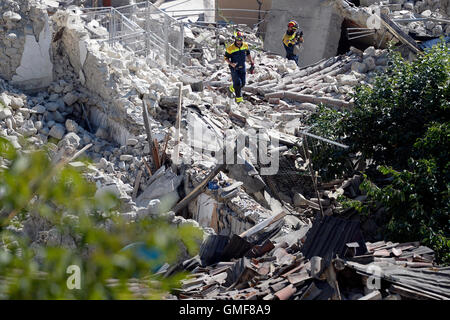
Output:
left=283, top=31, right=302, bottom=65
left=225, top=41, right=251, bottom=99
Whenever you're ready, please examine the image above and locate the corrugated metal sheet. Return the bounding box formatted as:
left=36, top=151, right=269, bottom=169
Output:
left=346, top=261, right=450, bottom=300
left=199, top=235, right=230, bottom=266
left=221, top=234, right=253, bottom=261
left=301, top=215, right=367, bottom=267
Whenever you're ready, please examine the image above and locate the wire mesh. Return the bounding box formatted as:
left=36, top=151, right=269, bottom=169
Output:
left=81, top=1, right=268, bottom=66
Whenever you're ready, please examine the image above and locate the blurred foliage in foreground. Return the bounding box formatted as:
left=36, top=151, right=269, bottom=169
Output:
left=306, top=40, right=449, bottom=265
left=0, top=137, right=203, bottom=299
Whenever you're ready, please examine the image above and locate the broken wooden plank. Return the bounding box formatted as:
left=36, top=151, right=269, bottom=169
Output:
left=152, top=138, right=161, bottom=169
left=264, top=91, right=285, bottom=100
left=380, top=13, right=421, bottom=54
left=160, top=132, right=170, bottom=166
left=141, top=95, right=155, bottom=160
left=68, top=143, right=92, bottom=163
left=284, top=91, right=353, bottom=109
left=142, top=157, right=152, bottom=176
left=172, top=163, right=225, bottom=213
left=172, top=83, right=183, bottom=166
left=132, top=169, right=143, bottom=201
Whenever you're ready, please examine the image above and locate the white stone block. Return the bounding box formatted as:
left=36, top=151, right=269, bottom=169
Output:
left=120, top=154, right=133, bottom=161
left=0, top=93, right=12, bottom=107
left=0, top=107, right=12, bottom=120
left=63, top=92, right=78, bottom=106
left=65, top=119, right=79, bottom=133
left=49, top=124, right=65, bottom=140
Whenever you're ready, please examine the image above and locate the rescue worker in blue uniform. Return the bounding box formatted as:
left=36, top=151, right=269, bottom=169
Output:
left=225, top=31, right=255, bottom=103
left=282, top=20, right=304, bottom=66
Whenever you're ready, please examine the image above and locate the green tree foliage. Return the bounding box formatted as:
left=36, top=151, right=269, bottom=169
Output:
left=342, top=42, right=449, bottom=169
left=306, top=105, right=353, bottom=180
left=306, top=41, right=449, bottom=264
left=0, top=137, right=203, bottom=299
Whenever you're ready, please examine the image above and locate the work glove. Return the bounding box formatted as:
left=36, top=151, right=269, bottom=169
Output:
left=249, top=64, right=255, bottom=74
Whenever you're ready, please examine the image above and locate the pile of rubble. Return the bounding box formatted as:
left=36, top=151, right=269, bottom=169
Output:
left=337, top=0, right=450, bottom=38
left=173, top=214, right=450, bottom=300
left=377, top=0, right=450, bottom=38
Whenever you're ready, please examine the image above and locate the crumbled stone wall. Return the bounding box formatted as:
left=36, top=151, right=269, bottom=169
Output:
left=0, top=0, right=54, bottom=91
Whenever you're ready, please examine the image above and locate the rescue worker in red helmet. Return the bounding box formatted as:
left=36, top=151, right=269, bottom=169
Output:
left=224, top=30, right=255, bottom=103
left=282, top=20, right=303, bottom=65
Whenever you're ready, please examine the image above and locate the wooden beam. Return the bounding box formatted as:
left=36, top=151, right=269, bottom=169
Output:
left=160, top=132, right=170, bottom=166
left=152, top=138, right=161, bottom=169
left=239, top=211, right=287, bottom=239
left=132, top=169, right=143, bottom=201
left=141, top=95, right=155, bottom=160
left=143, top=157, right=152, bottom=176
left=172, top=163, right=225, bottom=213
left=172, top=83, right=183, bottom=167
left=380, top=13, right=421, bottom=54
left=63, top=143, right=92, bottom=165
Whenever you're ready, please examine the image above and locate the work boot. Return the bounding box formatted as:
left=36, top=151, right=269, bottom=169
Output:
left=228, top=85, right=235, bottom=94
left=235, top=96, right=243, bottom=103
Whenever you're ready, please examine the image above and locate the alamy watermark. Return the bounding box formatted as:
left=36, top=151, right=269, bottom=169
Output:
left=170, top=113, right=281, bottom=175
left=367, top=7, right=382, bottom=30
left=366, top=264, right=383, bottom=290
left=66, top=265, right=81, bottom=290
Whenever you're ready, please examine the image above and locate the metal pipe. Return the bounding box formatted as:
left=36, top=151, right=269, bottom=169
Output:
left=348, top=33, right=376, bottom=41
left=299, top=131, right=349, bottom=149
left=347, top=27, right=376, bottom=31
left=347, top=30, right=376, bottom=36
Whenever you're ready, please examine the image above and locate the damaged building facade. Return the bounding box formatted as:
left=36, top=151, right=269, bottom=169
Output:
left=0, top=0, right=449, bottom=300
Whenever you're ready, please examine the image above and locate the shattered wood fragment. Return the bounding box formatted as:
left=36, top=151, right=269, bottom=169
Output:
left=172, top=163, right=225, bottom=213
left=152, top=138, right=161, bottom=169
left=159, top=133, right=170, bottom=166
left=132, top=169, right=142, bottom=201
left=141, top=96, right=155, bottom=159
left=172, top=83, right=183, bottom=167
left=142, top=157, right=152, bottom=176
left=380, top=13, right=421, bottom=54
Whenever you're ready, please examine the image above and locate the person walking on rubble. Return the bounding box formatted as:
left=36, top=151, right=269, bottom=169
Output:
left=283, top=20, right=304, bottom=66
left=225, top=30, right=255, bottom=104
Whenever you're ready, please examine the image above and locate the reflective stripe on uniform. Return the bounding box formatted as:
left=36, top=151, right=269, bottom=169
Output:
left=283, top=33, right=297, bottom=47
left=226, top=42, right=249, bottom=55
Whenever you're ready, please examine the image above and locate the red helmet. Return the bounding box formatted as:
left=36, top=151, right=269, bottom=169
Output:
left=287, top=20, right=298, bottom=30
left=234, top=30, right=245, bottom=41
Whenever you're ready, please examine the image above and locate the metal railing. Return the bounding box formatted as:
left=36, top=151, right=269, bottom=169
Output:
left=80, top=1, right=267, bottom=66
left=81, top=1, right=185, bottom=65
